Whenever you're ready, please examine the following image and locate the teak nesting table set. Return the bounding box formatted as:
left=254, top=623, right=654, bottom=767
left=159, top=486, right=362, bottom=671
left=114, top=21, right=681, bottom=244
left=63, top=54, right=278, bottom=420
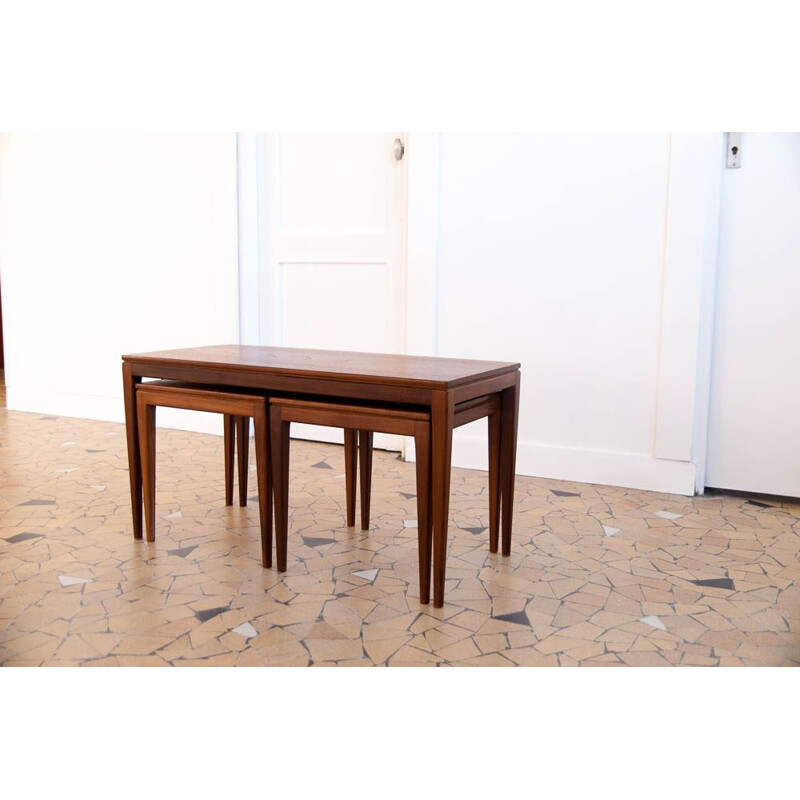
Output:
left=122, top=345, right=521, bottom=608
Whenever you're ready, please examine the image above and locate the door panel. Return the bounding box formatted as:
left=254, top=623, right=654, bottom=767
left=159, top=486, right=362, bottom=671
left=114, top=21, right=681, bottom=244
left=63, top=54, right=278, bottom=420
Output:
left=260, top=132, right=407, bottom=450
left=281, top=263, right=397, bottom=351
left=705, top=133, right=800, bottom=496
left=278, top=133, right=389, bottom=232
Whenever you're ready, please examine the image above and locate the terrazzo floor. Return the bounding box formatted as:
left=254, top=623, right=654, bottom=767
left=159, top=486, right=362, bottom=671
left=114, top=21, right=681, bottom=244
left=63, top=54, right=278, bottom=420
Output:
left=1, top=396, right=798, bottom=667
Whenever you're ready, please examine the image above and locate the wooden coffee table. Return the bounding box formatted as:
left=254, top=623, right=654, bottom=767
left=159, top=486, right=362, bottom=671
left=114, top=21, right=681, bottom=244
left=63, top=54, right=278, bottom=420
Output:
left=122, top=345, right=520, bottom=607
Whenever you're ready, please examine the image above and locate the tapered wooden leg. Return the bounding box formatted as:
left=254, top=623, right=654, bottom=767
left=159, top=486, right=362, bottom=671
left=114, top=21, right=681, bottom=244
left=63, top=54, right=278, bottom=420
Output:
left=236, top=415, right=250, bottom=507
left=431, top=391, right=454, bottom=608
left=136, top=394, right=157, bottom=543
left=223, top=414, right=235, bottom=506
left=499, top=373, right=521, bottom=556
left=359, top=430, right=373, bottom=531
left=122, top=363, right=143, bottom=539
left=488, top=410, right=501, bottom=553
left=344, top=428, right=357, bottom=527
left=253, top=406, right=272, bottom=568
left=414, top=422, right=432, bottom=605
left=270, top=407, right=291, bottom=572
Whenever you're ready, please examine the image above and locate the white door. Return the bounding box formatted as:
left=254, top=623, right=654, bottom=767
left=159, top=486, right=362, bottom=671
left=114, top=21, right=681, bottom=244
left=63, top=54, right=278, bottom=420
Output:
left=258, top=132, right=407, bottom=450
left=705, top=133, right=800, bottom=497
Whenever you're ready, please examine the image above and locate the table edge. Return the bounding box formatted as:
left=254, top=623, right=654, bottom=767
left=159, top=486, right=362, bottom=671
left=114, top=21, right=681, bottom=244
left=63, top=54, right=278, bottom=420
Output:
left=122, top=353, right=521, bottom=390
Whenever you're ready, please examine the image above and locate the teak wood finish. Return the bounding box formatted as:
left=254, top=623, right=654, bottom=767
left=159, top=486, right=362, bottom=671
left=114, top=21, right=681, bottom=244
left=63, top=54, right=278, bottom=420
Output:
left=271, top=394, right=504, bottom=605
left=223, top=414, right=250, bottom=507
left=352, top=393, right=503, bottom=545
left=225, top=416, right=365, bottom=523
left=222, top=416, right=362, bottom=530
left=142, top=381, right=365, bottom=530
left=340, top=428, right=375, bottom=530
left=135, top=383, right=273, bottom=567
left=224, top=416, right=352, bottom=513
left=122, top=345, right=520, bottom=608
left=222, top=416, right=365, bottom=528
left=270, top=397, right=433, bottom=604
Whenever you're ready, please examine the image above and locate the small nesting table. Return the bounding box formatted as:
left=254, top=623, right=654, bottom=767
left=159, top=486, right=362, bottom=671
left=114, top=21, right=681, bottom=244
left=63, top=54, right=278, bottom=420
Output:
left=122, top=345, right=520, bottom=608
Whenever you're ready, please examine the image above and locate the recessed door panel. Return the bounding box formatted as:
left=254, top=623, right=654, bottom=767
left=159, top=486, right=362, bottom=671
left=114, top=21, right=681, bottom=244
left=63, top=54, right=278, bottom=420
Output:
left=281, top=262, right=397, bottom=353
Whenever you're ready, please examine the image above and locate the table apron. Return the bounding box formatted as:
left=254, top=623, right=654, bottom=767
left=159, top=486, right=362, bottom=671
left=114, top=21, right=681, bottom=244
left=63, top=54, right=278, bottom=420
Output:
left=127, top=361, right=519, bottom=411
left=451, top=371, right=518, bottom=404
left=127, top=362, right=432, bottom=405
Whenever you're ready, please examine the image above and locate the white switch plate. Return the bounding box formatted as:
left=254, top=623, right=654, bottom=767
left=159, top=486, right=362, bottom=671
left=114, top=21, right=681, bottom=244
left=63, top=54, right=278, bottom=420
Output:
left=726, top=132, right=742, bottom=168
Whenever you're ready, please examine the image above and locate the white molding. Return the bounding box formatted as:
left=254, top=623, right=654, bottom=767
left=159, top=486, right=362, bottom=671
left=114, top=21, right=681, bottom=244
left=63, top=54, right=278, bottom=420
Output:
left=404, top=132, right=439, bottom=358
left=257, top=134, right=281, bottom=346
left=5, top=388, right=224, bottom=436
left=236, top=132, right=260, bottom=345
left=653, top=133, right=724, bottom=471
left=690, top=137, right=725, bottom=493
left=453, top=433, right=697, bottom=496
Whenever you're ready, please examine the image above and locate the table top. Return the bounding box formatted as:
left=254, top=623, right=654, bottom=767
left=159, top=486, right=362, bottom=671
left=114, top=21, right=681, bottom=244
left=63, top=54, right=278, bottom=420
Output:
left=123, top=344, right=519, bottom=390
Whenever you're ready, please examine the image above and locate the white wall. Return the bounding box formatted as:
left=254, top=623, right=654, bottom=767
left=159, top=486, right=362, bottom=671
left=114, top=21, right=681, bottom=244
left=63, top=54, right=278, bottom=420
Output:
left=0, top=133, right=239, bottom=434
left=406, top=133, right=723, bottom=495
left=0, top=132, right=723, bottom=495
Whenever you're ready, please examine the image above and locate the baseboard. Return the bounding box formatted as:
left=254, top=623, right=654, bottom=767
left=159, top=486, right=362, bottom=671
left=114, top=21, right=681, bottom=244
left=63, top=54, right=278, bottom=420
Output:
left=6, top=387, right=227, bottom=437
left=6, top=387, right=697, bottom=495
left=406, top=432, right=696, bottom=496
left=5, top=389, right=409, bottom=447
left=451, top=434, right=696, bottom=495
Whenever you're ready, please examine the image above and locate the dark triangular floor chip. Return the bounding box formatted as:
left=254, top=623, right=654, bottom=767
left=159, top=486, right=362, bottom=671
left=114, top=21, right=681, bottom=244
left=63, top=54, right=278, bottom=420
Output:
left=194, top=606, right=229, bottom=622
left=746, top=500, right=771, bottom=508
left=302, top=536, right=337, bottom=548
left=312, top=461, right=333, bottom=469
left=400, top=492, right=416, bottom=499
left=17, top=499, right=55, bottom=506
left=691, top=578, right=735, bottom=590
left=551, top=490, right=580, bottom=497
left=167, top=545, right=197, bottom=558
left=494, top=610, right=530, bottom=625
left=249, top=496, right=259, bottom=503
left=4, top=532, right=44, bottom=544
left=463, top=526, right=488, bottom=535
